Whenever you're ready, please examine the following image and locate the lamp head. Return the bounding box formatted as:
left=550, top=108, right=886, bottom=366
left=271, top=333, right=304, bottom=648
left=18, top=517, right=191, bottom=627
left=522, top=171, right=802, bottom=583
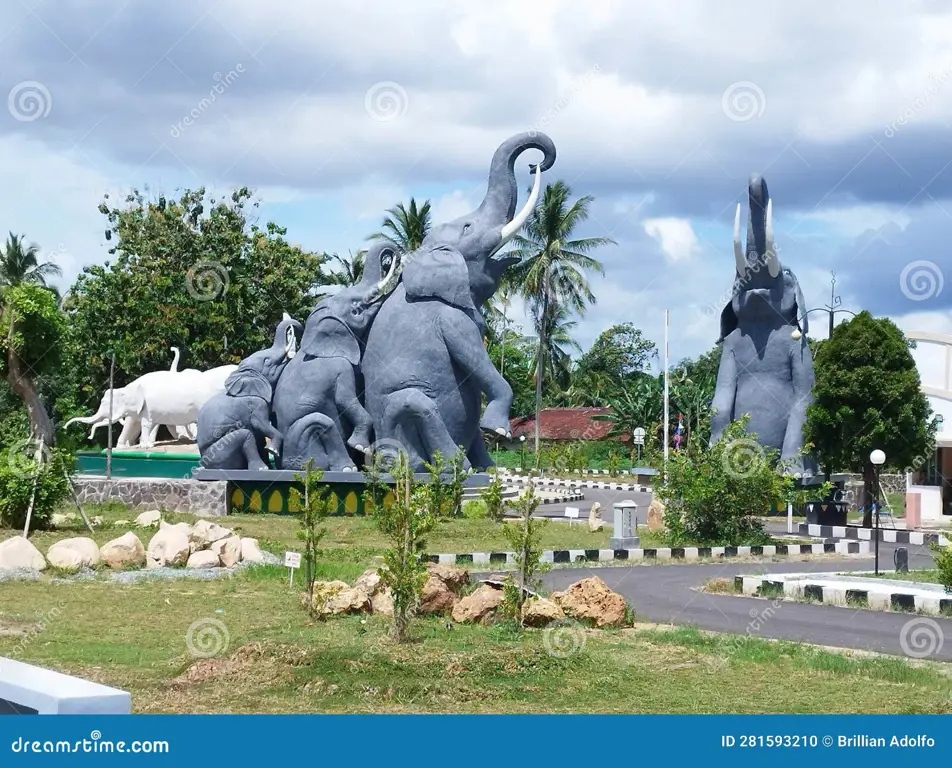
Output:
left=870, top=449, right=886, bottom=466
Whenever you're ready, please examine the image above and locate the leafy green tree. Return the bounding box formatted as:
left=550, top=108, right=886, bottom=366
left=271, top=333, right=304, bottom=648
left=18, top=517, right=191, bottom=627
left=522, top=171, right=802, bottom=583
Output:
left=325, top=250, right=365, bottom=286
left=367, top=198, right=431, bottom=252
left=805, top=311, right=935, bottom=526
left=486, top=326, right=535, bottom=418
left=505, top=181, right=614, bottom=453
left=529, top=300, right=580, bottom=398
left=501, top=486, right=547, bottom=624
left=64, top=187, right=326, bottom=409
left=0, top=233, right=62, bottom=290
left=596, top=374, right=663, bottom=443
left=295, top=461, right=332, bottom=606
left=576, top=322, right=657, bottom=381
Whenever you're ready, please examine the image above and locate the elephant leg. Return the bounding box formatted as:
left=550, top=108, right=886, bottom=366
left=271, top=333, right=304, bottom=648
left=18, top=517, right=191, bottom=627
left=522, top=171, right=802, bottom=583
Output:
left=202, top=428, right=266, bottom=471
left=466, top=432, right=494, bottom=471
left=281, top=414, right=335, bottom=471
left=441, top=316, right=513, bottom=436
left=116, top=417, right=139, bottom=448
left=381, top=388, right=471, bottom=472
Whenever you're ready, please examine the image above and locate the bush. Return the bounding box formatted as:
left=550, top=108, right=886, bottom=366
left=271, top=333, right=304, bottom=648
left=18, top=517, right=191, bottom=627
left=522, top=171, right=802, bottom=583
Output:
left=658, top=419, right=783, bottom=546
left=482, top=472, right=505, bottom=521
left=462, top=499, right=488, bottom=519
left=932, top=543, right=952, bottom=592
left=0, top=445, right=73, bottom=531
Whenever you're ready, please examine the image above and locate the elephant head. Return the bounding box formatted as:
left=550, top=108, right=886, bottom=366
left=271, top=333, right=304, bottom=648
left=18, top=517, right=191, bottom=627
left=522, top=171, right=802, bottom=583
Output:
left=65, top=385, right=144, bottom=434
left=225, top=313, right=303, bottom=400
left=718, top=174, right=807, bottom=341
left=419, top=131, right=557, bottom=306
left=300, top=241, right=401, bottom=364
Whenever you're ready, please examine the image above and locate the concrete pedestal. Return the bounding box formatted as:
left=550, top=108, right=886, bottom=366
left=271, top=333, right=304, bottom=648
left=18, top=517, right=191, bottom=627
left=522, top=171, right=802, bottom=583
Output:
left=610, top=500, right=640, bottom=549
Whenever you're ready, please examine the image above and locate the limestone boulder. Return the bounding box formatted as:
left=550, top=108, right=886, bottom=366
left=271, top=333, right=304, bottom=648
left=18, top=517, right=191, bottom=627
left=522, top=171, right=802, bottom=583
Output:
left=186, top=550, right=220, bottom=569
left=189, top=519, right=233, bottom=551
left=0, top=536, right=46, bottom=571
left=370, top=588, right=394, bottom=616
left=160, top=521, right=190, bottom=535
left=305, top=580, right=370, bottom=617
left=100, top=532, right=146, bottom=570
left=50, top=512, right=77, bottom=528
left=418, top=562, right=469, bottom=615
left=588, top=501, right=604, bottom=532
left=521, top=596, right=565, bottom=627
left=48, top=537, right=101, bottom=570
left=647, top=498, right=666, bottom=531
left=451, top=584, right=504, bottom=624
left=210, top=535, right=242, bottom=567
left=47, top=546, right=84, bottom=572
left=550, top=576, right=627, bottom=628
left=426, top=562, right=469, bottom=590
left=240, top=537, right=266, bottom=564
left=135, top=510, right=161, bottom=528
left=354, top=568, right=385, bottom=596
left=146, top=527, right=191, bottom=568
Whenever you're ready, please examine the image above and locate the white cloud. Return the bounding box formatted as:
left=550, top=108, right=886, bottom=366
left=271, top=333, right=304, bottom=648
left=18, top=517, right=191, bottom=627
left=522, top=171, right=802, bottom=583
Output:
left=642, top=217, right=699, bottom=262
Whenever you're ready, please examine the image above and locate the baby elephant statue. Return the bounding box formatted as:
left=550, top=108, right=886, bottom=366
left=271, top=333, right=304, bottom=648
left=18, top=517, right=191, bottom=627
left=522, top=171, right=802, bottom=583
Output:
left=273, top=241, right=401, bottom=471
left=197, top=314, right=303, bottom=470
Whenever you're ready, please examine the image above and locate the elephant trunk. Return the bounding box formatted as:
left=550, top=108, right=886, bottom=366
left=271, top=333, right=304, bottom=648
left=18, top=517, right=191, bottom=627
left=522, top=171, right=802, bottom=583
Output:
left=65, top=413, right=102, bottom=428
left=475, top=132, right=557, bottom=247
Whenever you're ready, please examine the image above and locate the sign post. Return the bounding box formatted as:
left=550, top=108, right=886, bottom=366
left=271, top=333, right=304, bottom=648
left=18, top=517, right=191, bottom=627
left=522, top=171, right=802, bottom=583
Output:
left=284, top=551, right=301, bottom=587
left=632, top=427, right=646, bottom=464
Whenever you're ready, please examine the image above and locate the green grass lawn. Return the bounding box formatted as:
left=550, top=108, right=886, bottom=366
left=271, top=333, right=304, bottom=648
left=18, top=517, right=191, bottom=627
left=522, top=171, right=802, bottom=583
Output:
left=867, top=570, right=947, bottom=585
left=1, top=564, right=949, bottom=714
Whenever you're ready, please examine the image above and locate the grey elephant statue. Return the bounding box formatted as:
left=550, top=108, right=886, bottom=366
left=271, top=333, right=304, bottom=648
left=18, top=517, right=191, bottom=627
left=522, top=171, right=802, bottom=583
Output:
left=197, top=314, right=303, bottom=470
left=273, top=241, right=401, bottom=471
left=361, top=131, right=557, bottom=471
left=710, top=174, right=817, bottom=476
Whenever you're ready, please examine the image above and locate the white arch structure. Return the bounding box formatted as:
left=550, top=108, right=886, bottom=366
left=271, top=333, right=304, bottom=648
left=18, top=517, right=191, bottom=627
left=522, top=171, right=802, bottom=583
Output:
left=906, top=330, right=952, bottom=403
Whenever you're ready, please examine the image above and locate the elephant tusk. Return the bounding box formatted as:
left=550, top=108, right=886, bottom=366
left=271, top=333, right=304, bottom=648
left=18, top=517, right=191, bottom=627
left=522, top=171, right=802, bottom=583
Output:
left=733, top=204, right=745, bottom=277
left=764, top=199, right=780, bottom=278
left=498, top=161, right=542, bottom=247
left=285, top=325, right=297, bottom=359
left=369, top=246, right=401, bottom=301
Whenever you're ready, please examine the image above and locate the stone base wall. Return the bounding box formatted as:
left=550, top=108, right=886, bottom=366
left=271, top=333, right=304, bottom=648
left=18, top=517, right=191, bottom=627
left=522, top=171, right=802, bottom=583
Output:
left=73, top=477, right=227, bottom=517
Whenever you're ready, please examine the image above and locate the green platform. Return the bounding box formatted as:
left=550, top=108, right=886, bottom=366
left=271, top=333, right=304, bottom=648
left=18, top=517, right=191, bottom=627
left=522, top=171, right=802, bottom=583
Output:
left=75, top=450, right=201, bottom=479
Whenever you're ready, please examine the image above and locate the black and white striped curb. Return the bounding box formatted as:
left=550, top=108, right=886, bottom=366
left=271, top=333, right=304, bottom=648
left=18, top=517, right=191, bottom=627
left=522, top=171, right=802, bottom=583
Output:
left=736, top=573, right=952, bottom=616
left=500, top=468, right=655, bottom=477
left=797, top=524, right=950, bottom=547
left=428, top=540, right=868, bottom=567
left=502, top=475, right=650, bottom=493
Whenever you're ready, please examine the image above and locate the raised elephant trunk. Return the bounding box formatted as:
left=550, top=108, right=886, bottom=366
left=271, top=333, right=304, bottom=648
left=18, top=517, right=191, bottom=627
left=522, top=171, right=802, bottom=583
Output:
left=734, top=174, right=780, bottom=279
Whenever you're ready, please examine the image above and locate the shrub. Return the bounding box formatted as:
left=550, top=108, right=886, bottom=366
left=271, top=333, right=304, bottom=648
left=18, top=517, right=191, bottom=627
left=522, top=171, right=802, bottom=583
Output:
left=462, top=499, right=488, bottom=519
left=482, top=472, right=505, bottom=521
left=932, top=543, right=952, bottom=592
left=294, top=460, right=332, bottom=606
left=658, top=418, right=783, bottom=546
left=0, top=445, right=73, bottom=531
left=501, top=487, right=548, bottom=624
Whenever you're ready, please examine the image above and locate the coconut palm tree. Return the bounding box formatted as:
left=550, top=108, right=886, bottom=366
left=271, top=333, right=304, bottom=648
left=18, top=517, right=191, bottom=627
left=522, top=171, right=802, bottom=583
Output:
left=529, top=300, right=580, bottom=394
left=0, top=233, right=61, bottom=290
left=367, top=198, right=432, bottom=252
left=504, top=181, right=614, bottom=452
left=325, top=250, right=365, bottom=286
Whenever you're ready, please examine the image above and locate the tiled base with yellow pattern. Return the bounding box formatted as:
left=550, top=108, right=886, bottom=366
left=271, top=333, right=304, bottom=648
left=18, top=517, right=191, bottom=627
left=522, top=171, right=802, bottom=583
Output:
left=228, top=481, right=396, bottom=515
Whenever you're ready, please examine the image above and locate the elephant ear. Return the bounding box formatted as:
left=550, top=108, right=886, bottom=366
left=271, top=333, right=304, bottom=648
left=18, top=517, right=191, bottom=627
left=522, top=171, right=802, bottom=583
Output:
left=403, top=246, right=476, bottom=314
left=127, top=384, right=146, bottom=416
left=224, top=368, right=272, bottom=401
left=793, top=278, right=808, bottom=336
left=303, top=317, right=361, bottom=366
left=718, top=301, right=738, bottom=343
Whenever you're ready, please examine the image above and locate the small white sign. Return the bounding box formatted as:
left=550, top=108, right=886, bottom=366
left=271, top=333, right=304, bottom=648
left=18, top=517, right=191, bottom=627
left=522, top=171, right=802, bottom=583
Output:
left=284, top=551, right=301, bottom=569
left=564, top=507, right=580, bottom=524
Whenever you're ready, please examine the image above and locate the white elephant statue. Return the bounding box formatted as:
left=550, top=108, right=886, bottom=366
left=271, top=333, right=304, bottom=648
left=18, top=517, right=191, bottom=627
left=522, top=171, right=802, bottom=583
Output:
left=65, top=349, right=238, bottom=449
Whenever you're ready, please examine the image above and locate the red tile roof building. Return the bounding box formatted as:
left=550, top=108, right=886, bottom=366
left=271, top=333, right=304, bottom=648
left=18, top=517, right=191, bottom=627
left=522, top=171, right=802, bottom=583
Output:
left=508, top=408, right=630, bottom=443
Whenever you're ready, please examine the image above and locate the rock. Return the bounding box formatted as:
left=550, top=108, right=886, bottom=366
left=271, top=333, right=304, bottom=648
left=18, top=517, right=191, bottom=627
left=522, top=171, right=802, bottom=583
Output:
left=146, top=527, right=191, bottom=568
left=47, top=537, right=101, bottom=570
left=50, top=512, right=77, bottom=528
left=588, top=501, right=604, bottom=532
left=0, top=536, right=46, bottom=571
left=160, top=521, right=190, bottom=535
left=189, top=519, right=233, bottom=551
left=135, top=510, right=161, bottom=527
left=452, top=584, right=504, bottom=624
left=47, top=545, right=84, bottom=572
left=305, top=580, right=370, bottom=616
left=210, top=535, right=241, bottom=567
left=354, top=568, right=384, bottom=596
left=100, top=532, right=146, bottom=570
left=550, top=576, right=627, bottom=628
left=370, top=588, right=393, bottom=616
left=426, top=562, right=469, bottom=590
left=186, top=550, right=220, bottom=568
left=647, top=498, right=665, bottom=531
left=90, top=516, right=103, bottom=527
left=240, top=537, right=266, bottom=564
left=521, top=596, right=565, bottom=627
left=114, top=519, right=130, bottom=526
left=419, top=574, right=456, bottom=614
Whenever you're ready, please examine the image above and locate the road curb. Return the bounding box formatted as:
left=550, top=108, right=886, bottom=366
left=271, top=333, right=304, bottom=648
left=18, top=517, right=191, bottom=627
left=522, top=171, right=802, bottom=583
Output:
left=428, top=540, right=869, bottom=567
left=797, top=523, right=950, bottom=547
left=501, top=475, right=650, bottom=493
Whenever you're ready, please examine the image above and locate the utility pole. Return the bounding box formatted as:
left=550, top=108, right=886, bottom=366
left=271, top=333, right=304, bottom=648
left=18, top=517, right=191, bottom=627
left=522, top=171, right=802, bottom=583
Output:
left=106, top=353, right=115, bottom=480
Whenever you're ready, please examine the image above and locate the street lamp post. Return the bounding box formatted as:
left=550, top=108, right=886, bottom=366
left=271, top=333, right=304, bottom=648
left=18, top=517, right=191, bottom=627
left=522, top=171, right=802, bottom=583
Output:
left=519, top=435, right=527, bottom=471
left=870, top=449, right=886, bottom=576
left=791, top=271, right=857, bottom=341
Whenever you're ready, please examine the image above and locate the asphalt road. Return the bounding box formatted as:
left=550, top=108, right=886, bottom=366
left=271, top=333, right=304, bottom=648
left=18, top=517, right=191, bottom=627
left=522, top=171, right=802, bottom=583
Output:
left=536, top=542, right=952, bottom=660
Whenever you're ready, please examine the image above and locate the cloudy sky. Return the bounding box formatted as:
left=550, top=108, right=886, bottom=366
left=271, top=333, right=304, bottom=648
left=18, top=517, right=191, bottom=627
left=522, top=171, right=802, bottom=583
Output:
left=4, top=0, right=952, bottom=369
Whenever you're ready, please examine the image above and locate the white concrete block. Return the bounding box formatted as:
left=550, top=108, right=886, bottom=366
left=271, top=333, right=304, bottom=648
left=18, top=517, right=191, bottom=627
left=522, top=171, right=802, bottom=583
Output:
left=0, top=657, right=130, bottom=714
